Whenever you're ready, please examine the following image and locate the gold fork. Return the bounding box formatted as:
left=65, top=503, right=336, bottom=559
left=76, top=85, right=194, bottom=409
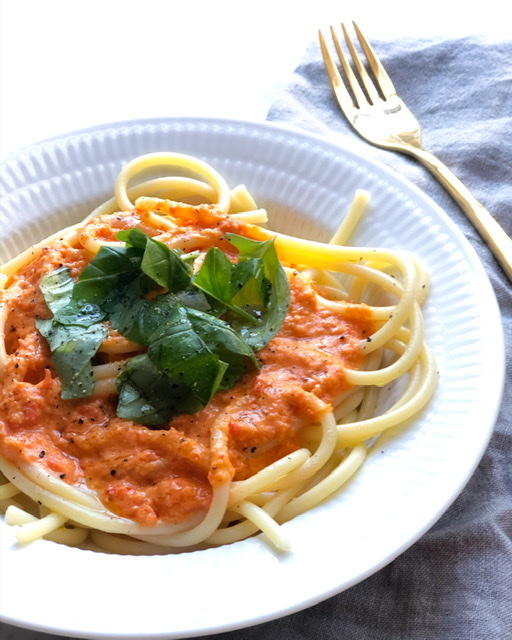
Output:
left=319, top=21, right=512, bottom=281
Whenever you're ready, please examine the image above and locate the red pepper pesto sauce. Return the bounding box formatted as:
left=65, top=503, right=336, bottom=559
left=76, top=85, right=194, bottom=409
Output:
left=0, top=204, right=374, bottom=528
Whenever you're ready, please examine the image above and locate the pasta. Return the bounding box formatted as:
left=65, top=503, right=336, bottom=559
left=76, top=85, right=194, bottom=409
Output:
left=0, top=152, right=437, bottom=553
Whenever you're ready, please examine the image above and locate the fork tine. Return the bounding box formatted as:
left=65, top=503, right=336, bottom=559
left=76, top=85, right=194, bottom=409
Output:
left=329, top=26, right=369, bottom=109
left=340, top=23, right=381, bottom=104
left=318, top=28, right=356, bottom=113
left=352, top=21, right=397, bottom=99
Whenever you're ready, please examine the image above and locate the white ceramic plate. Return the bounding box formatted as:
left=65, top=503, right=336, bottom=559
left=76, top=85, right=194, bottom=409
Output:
left=0, top=118, right=504, bottom=639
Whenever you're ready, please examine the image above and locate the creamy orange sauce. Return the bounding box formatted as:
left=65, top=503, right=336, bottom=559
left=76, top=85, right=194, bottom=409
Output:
left=0, top=204, right=374, bottom=527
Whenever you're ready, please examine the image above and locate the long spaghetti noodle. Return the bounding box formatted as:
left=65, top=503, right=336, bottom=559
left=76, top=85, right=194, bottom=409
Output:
left=0, top=152, right=436, bottom=553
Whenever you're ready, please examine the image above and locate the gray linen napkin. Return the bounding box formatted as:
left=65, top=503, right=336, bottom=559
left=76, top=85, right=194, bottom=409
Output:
left=201, top=35, right=512, bottom=640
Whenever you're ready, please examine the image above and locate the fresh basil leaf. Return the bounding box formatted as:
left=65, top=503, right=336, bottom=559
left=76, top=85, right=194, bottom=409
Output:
left=105, top=287, right=212, bottom=347
left=107, top=294, right=151, bottom=344
left=117, top=349, right=227, bottom=426
left=186, top=307, right=258, bottom=388
left=99, top=274, right=153, bottom=344
left=186, top=308, right=257, bottom=360
left=230, top=258, right=267, bottom=306
left=36, top=318, right=108, bottom=399
left=113, top=298, right=256, bottom=424
left=193, top=247, right=232, bottom=302
left=38, top=267, right=75, bottom=315
left=116, top=354, right=195, bottom=426
left=172, top=289, right=212, bottom=313
left=147, top=305, right=228, bottom=407
left=39, top=267, right=105, bottom=327
left=73, top=245, right=143, bottom=305
left=38, top=268, right=108, bottom=399
left=193, top=247, right=258, bottom=323
left=55, top=301, right=106, bottom=328
left=117, top=228, right=192, bottom=292
left=227, top=234, right=279, bottom=273
left=115, top=228, right=148, bottom=250
left=142, top=237, right=192, bottom=291
left=227, top=234, right=290, bottom=351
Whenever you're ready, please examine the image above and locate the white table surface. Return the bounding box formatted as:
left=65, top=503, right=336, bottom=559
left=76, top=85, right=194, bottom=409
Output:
left=0, top=1, right=508, bottom=639
left=0, top=0, right=509, bottom=161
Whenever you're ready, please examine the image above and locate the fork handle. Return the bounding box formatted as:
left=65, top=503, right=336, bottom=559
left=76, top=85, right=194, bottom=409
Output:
left=405, top=147, right=512, bottom=281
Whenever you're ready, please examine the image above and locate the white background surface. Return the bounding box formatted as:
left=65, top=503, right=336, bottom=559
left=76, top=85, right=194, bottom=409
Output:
left=0, top=0, right=509, bottom=160
left=0, top=2, right=509, bottom=639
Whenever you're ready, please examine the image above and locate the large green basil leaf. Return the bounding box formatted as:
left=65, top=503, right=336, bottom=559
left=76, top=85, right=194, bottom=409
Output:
left=36, top=318, right=108, bottom=399
left=73, top=245, right=143, bottom=305
left=117, top=228, right=192, bottom=292
left=116, top=354, right=197, bottom=425
left=192, top=246, right=256, bottom=323
left=37, top=268, right=108, bottom=399
left=186, top=307, right=258, bottom=387
left=147, top=305, right=228, bottom=408
left=225, top=234, right=290, bottom=351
